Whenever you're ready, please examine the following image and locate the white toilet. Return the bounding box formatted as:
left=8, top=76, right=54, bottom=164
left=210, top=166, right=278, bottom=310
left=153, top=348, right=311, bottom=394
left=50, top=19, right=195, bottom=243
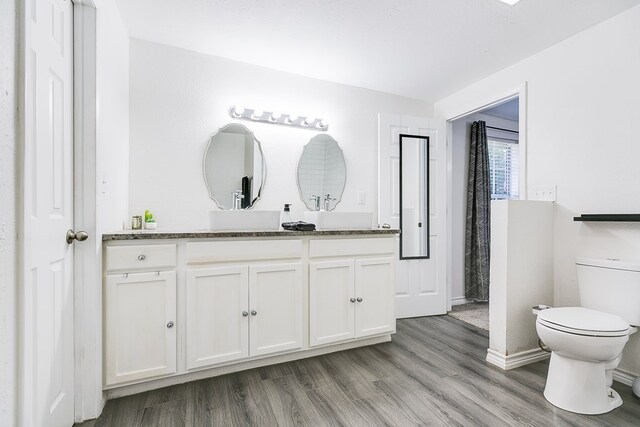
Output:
left=535, top=257, right=640, bottom=415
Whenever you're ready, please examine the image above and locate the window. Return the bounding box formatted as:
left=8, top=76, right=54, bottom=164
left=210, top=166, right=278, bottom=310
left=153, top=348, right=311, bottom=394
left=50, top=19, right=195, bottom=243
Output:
left=488, top=138, right=519, bottom=200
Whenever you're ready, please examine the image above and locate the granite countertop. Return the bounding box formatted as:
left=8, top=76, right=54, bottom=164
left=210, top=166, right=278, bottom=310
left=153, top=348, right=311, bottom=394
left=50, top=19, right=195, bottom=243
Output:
left=102, top=229, right=400, bottom=241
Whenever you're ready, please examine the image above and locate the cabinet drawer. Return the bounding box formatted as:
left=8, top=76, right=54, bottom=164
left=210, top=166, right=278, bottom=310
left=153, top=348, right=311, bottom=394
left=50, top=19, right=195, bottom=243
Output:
left=187, top=240, right=302, bottom=264
left=105, top=244, right=177, bottom=272
left=309, top=238, right=395, bottom=258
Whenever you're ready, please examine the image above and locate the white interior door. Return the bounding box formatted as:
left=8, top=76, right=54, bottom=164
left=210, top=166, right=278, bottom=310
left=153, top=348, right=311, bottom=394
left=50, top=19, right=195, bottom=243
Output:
left=22, top=0, right=75, bottom=425
left=378, top=114, right=447, bottom=318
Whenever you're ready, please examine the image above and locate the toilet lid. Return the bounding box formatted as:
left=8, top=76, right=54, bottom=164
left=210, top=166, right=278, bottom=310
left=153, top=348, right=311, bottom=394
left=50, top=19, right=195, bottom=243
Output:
left=538, top=307, right=629, bottom=337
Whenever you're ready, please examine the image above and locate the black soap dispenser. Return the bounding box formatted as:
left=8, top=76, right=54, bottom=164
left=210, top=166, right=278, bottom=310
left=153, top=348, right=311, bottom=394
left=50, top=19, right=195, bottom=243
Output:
left=281, top=203, right=292, bottom=228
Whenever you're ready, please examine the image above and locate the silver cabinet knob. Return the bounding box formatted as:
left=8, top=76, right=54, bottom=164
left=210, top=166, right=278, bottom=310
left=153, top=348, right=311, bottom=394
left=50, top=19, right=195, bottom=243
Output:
left=356, top=297, right=363, bottom=302
left=66, top=229, right=89, bottom=244
left=242, top=311, right=249, bottom=317
left=350, top=298, right=356, bottom=303
left=138, top=254, right=146, bottom=261
left=167, top=321, right=174, bottom=329
left=381, top=223, right=391, bottom=229
left=251, top=310, right=257, bottom=316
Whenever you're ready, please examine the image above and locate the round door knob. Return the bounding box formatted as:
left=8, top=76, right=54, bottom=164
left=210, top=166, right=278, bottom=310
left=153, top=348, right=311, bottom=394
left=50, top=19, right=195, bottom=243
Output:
left=167, top=321, right=174, bottom=329
left=350, top=298, right=356, bottom=303
left=242, top=311, right=249, bottom=317
left=66, top=229, right=89, bottom=244
left=251, top=310, right=257, bottom=316
left=356, top=297, right=363, bottom=302
left=138, top=254, right=146, bottom=261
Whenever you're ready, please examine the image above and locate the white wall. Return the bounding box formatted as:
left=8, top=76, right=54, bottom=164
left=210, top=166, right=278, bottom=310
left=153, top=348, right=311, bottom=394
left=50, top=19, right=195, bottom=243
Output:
left=129, top=39, right=432, bottom=230
left=96, top=0, right=130, bottom=232
left=436, top=5, right=640, bottom=376
left=489, top=200, right=554, bottom=360
left=0, top=0, right=18, bottom=423
left=450, top=113, right=518, bottom=303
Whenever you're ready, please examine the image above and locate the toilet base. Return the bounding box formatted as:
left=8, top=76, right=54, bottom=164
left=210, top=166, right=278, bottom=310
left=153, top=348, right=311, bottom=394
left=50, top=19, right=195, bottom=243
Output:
left=544, top=352, right=623, bottom=414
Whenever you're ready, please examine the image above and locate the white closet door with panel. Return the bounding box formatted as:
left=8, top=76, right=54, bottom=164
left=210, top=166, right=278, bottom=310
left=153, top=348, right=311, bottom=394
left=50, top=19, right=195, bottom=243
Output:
left=309, top=260, right=356, bottom=347
left=186, top=266, right=249, bottom=370
left=23, top=0, right=75, bottom=424
left=378, top=114, right=447, bottom=318
left=355, top=258, right=396, bottom=338
left=249, top=263, right=304, bottom=356
left=105, top=271, right=177, bottom=385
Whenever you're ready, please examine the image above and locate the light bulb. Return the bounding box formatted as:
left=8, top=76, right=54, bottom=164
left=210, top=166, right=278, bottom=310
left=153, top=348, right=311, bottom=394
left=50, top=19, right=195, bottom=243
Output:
left=270, top=112, right=282, bottom=121
left=252, top=109, right=264, bottom=120
left=304, top=116, right=316, bottom=126
left=234, top=106, right=245, bottom=117
left=318, top=118, right=326, bottom=128
left=287, top=114, right=298, bottom=123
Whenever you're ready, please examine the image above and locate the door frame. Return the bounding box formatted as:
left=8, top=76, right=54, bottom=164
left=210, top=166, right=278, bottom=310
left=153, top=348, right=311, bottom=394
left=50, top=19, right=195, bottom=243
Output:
left=72, top=0, right=102, bottom=422
left=443, top=82, right=528, bottom=312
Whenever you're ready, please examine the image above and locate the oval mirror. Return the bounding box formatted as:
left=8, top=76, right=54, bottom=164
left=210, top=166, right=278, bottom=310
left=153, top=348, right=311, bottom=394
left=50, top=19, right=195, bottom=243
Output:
left=203, top=123, right=266, bottom=209
left=297, top=134, right=346, bottom=211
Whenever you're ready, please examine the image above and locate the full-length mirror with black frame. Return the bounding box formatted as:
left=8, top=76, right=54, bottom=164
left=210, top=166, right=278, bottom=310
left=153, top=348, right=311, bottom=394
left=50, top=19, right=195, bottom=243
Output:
left=399, top=134, right=430, bottom=259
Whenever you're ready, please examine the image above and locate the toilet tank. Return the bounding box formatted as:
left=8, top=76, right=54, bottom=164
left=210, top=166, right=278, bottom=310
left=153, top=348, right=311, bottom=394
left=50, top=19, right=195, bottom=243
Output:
left=576, top=257, right=640, bottom=326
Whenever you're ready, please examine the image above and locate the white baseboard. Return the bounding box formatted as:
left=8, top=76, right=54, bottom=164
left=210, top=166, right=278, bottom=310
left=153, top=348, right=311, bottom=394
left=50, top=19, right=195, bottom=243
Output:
left=486, top=349, right=638, bottom=388
left=612, top=368, right=637, bottom=387
left=486, top=348, right=550, bottom=370
left=451, top=297, right=472, bottom=306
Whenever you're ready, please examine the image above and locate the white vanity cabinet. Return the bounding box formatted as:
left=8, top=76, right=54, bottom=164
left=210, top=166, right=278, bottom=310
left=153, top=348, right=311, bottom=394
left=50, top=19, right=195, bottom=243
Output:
left=185, top=262, right=303, bottom=371
left=186, top=265, right=249, bottom=369
left=249, top=263, right=304, bottom=356
left=102, top=232, right=396, bottom=395
left=104, top=244, right=178, bottom=386
left=309, top=238, right=395, bottom=347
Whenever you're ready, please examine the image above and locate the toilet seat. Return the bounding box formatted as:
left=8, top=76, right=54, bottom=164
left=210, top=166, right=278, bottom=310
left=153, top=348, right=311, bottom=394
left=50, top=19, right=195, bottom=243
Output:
left=538, top=307, right=629, bottom=337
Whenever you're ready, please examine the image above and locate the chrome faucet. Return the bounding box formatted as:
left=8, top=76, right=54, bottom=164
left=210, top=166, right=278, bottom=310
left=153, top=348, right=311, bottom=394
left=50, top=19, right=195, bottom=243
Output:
left=323, top=194, right=336, bottom=211
left=310, top=195, right=321, bottom=211
left=231, top=190, right=244, bottom=210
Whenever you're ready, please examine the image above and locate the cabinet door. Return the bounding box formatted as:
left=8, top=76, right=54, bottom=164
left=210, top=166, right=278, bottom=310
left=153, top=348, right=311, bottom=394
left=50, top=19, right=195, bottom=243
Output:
left=249, top=263, right=304, bottom=357
left=355, top=258, right=396, bottom=338
left=309, top=260, right=355, bottom=347
left=186, top=266, right=249, bottom=370
left=105, top=271, right=176, bottom=386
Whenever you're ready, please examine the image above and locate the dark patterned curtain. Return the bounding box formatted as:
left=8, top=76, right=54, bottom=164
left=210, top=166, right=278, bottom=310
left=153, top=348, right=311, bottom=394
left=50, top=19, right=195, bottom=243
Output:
left=465, top=121, right=491, bottom=301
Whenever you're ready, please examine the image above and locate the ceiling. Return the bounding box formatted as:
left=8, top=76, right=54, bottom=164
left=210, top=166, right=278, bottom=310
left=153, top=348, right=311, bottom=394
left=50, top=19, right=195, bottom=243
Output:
left=114, top=0, right=639, bottom=102
left=483, top=98, right=519, bottom=121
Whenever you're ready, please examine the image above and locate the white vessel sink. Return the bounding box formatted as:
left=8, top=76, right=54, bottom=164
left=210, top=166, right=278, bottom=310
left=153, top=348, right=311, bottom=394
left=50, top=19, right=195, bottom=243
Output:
left=303, top=211, right=373, bottom=230
left=209, top=210, right=280, bottom=231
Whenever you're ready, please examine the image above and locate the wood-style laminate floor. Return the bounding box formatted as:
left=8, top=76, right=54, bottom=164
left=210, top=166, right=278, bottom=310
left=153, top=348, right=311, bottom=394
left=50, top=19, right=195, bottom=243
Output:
left=77, top=316, right=640, bottom=426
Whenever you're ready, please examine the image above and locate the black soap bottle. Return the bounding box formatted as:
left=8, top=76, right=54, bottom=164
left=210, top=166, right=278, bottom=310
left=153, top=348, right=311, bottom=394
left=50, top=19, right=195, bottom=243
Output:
left=281, top=203, right=292, bottom=228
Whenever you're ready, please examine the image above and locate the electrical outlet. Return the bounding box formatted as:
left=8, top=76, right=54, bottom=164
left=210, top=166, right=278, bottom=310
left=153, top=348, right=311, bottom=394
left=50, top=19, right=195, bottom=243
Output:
left=531, top=185, right=557, bottom=201
left=357, top=191, right=365, bottom=205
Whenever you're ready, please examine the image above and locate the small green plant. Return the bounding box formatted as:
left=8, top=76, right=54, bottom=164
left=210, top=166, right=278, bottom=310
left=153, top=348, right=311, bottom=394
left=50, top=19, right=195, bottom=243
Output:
left=144, top=210, right=156, bottom=223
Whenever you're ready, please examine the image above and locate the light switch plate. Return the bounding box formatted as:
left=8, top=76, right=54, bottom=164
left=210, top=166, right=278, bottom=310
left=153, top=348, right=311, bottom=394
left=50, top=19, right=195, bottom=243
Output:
left=357, top=191, right=365, bottom=204
left=531, top=185, right=557, bottom=201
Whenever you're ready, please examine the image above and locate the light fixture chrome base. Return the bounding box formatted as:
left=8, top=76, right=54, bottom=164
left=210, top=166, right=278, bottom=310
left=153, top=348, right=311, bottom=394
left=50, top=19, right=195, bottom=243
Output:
left=229, top=106, right=328, bottom=132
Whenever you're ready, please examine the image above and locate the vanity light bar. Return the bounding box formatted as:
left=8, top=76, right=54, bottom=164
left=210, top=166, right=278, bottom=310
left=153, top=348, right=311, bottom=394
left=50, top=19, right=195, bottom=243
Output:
left=229, top=106, right=328, bottom=131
